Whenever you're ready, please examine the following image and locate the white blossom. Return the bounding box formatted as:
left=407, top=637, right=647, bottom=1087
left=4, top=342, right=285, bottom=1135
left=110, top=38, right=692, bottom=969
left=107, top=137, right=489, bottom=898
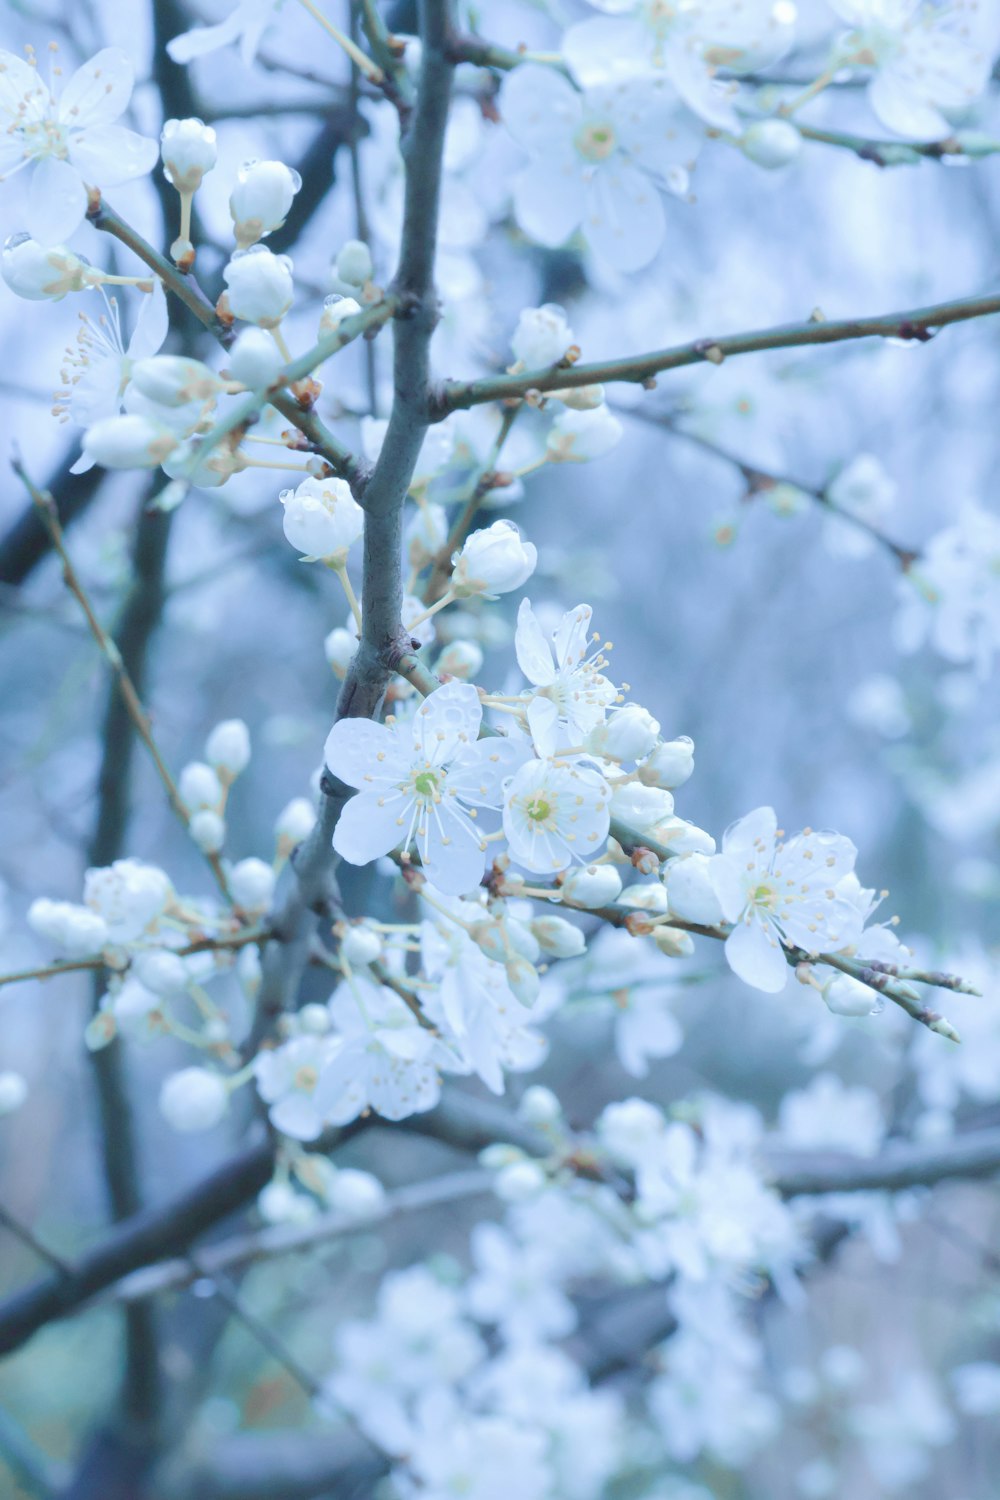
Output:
left=230, top=159, right=301, bottom=248
left=280, top=475, right=363, bottom=561
left=510, top=303, right=575, bottom=369
left=452, top=520, right=537, bottom=598
left=221, top=247, right=294, bottom=327
left=1, top=234, right=86, bottom=299
left=159, top=1067, right=229, bottom=1132
left=503, top=757, right=612, bottom=874
left=160, top=117, right=217, bottom=192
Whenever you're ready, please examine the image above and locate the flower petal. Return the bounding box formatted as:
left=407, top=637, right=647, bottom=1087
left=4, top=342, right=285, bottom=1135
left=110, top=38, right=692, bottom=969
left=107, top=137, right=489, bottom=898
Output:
left=584, top=161, right=665, bottom=272
left=26, top=158, right=87, bottom=246
left=725, top=917, right=787, bottom=992
left=332, top=789, right=411, bottom=866
left=501, top=64, right=582, bottom=153
left=514, top=598, right=556, bottom=685
left=67, top=125, right=158, bottom=188
left=127, top=279, right=169, bottom=360
left=511, top=158, right=586, bottom=249
left=59, top=48, right=135, bottom=130
left=324, top=717, right=407, bottom=789
left=419, top=801, right=488, bottom=896
left=411, top=680, right=482, bottom=765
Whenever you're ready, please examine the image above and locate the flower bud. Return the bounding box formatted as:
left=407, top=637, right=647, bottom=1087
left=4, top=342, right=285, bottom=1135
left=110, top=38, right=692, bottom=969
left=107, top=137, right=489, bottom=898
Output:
left=112, top=977, right=165, bottom=1039
left=334, top=239, right=373, bottom=286
left=0, top=1072, right=28, bottom=1116
left=597, top=1097, right=666, bottom=1167
left=638, top=736, right=695, bottom=789
left=131, top=355, right=221, bottom=408
left=163, top=440, right=245, bottom=491
left=281, top=475, right=363, bottom=561
left=2, top=233, right=86, bottom=300
left=222, top=247, right=294, bottom=327
left=275, top=797, right=316, bottom=847
left=159, top=1067, right=229, bottom=1132
left=132, top=949, right=189, bottom=997
left=228, top=327, right=284, bottom=388
left=161, top=117, right=218, bottom=192
left=663, top=853, right=725, bottom=926
left=495, top=1160, right=546, bottom=1202
left=610, top=782, right=674, bottom=832
left=452, top=519, right=537, bottom=598
left=505, top=956, right=540, bottom=1006
left=652, top=926, right=696, bottom=957
left=229, top=857, right=276, bottom=911
left=206, top=719, right=251, bottom=777
left=318, top=293, right=362, bottom=339
left=822, top=974, right=876, bottom=1017
left=341, top=925, right=382, bottom=966
left=518, top=1085, right=562, bottom=1126
left=547, top=404, right=622, bottom=463
left=83, top=414, right=178, bottom=469
left=510, top=303, right=574, bottom=369
left=325, top=1167, right=385, bottom=1215
left=179, top=761, right=223, bottom=811
left=259, top=1181, right=314, bottom=1224
left=741, top=119, right=801, bottom=170
left=559, top=864, right=622, bottom=908
left=189, top=809, right=226, bottom=853
left=324, top=626, right=356, bottom=676
left=587, top=704, right=661, bottom=762
left=28, top=898, right=108, bottom=956
left=530, top=915, right=586, bottom=958
left=230, top=160, right=301, bottom=247
left=406, top=502, right=447, bottom=569
left=299, top=1002, right=330, bottom=1034
left=551, top=382, right=605, bottom=411
left=435, top=639, right=484, bottom=681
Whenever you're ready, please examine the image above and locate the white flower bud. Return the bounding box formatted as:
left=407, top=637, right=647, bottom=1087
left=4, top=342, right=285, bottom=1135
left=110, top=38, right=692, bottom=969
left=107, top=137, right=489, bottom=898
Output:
left=179, top=761, right=223, bottom=811
left=222, top=247, right=294, bottom=327
left=189, top=809, right=226, bottom=854
left=550, top=382, right=605, bottom=411
left=638, top=736, right=695, bottom=789
left=559, top=864, right=622, bottom=908
left=651, top=816, right=715, bottom=856
left=324, top=1167, right=385, bottom=1215
left=0, top=1072, right=28, bottom=1116
left=131, top=355, right=221, bottom=408
left=518, top=1085, right=562, bottom=1126
left=28, top=898, right=108, bottom=956
left=530, top=915, right=586, bottom=958
left=435, top=639, right=483, bottom=680
left=334, top=239, right=373, bottom=286
left=112, top=977, right=165, bottom=1038
left=281, top=475, right=363, bottom=561
left=228, top=327, right=284, bottom=389
left=299, top=1002, right=330, bottom=1034
left=597, top=1097, right=666, bottom=1167
left=229, top=857, right=276, bottom=911
left=653, top=926, right=695, bottom=957
left=230, top=160, right=301, bottom=247
left=84, top=860, right=173, bottom=942
left=479, top=1143, right=525, bottom=1170
left=341, top=925, right=383, bottom=966
left=237, top=944, right=262, bottom=998
left=510, top=304, right=574, bottom=368
left=132, top=949, right=189, bottom=997
left=822, top=974, right=876, bottom=1017
left=495, top=1160, right=546, bottom=1202
left=275, top=797, right=316, bottom=847
left=406, top=502, right=448, bottom=568
left=587, top=704, right=660, bottom=762
left=83, top=413, right=178, bottom=469
left=163, top=440, right=244, bottom=491
left=159, top=1068, right=229, bottom=1132
left=452, top=520, right=537, bottom=598
left=318, top=293, right=363, bottom=339
left=206, top=719, right=251, bottom=777
left=2, top=233, right=86, bottom=300
left=324, top=626, right=356, bottom=676
left=505, top=956, right=540, bottom=1006
left=258, top=1181, right=314, bottom=1224
left=161, top=117, right=218, bottom=192
left=547, top=404, right=622, bottom=463
left=663, top=853, right=724, bottom=926
left=610, top=782, right=674, bottom=833
left=741, top=119, right=801, bottom=170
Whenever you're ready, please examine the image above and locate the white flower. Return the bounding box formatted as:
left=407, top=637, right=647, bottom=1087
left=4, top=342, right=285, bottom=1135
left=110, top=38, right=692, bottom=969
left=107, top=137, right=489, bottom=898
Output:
left=324, top=625, right=355, bottom=676
left=341, top=924, right=382, bottom=966
left=895, top=502, right=1000, bottom=676
left=28, top=897, right=108, bottom=956
left=316, top=974, right=447, bottom=1123
left=160, top=117, right=217, bottom=192
left=778, top=1073, right=885, bottom=1157
left=615, top=983, right=684, bottom=1077
left=466, top=1221, right=577, bottom=1343
left=515, top=598, right=617, bottom=752
left=405, top=1391, right=552, bottom=1500
left=230, top=159, right=301, bottom=248
left=501, top=63, right=699, bottom=272
left=0, top=46, right=157, bottom=245
left=334, top=238, right=373, bottom=286
left=503, top=757, right=611, bottom=875
left=0, top=1072, right=28, bottom=1116
left=130, top=355, right=221, bottom=408
left=179, top=760, right=223, bottom=811
left=318, top=293, right=363, bottom=338
left=228, top=326, right=284, bottom=388
left=510, top=303, right=575, bottom=369
left=741, top=118, right=801, bottom=168
left=451, top=520, right=537, bottom=598
left=326, top=682, right=525, bottom=895
left=586, top=703, right=660, bottom=761
left=639, top=735, right=695, bottom=788
left=559, top=862, right=622, bottom=907
left=597, top=1096, right=668, bottom=1170
left=168, top=0, right=283, bottom=67
left=229, top=857, right=275, bottom=911
left=664, top=852, right=725, bottom=926
left=84, top=859, right=173, bottom=944
left=254, top=1034, right=336, bottom=1140
left=546, top=404, right=623, bottom=463
left=82, top=412, right=177, bottom=470
left=324, top=1167, right=385, bottom=1215
left=361, top=415, right=456, bottom=489
left=708, top=807, right=862, bottom=992
left=132, top=950, right=189, bottom=997
left=280, top=475, right=363, bottom=561
left=530, top=914, right=586, bottom=958
left=824, top=453, right=897, bottom=559
left=436, top=639, right=484, bottom=681
left=221, top=247, right=294, bottom=327
left=159, top=1067, right=229, bottom=1132
left=1, top=234, right=86, bottom=299
left=832, top=0, right=991, bottom=142
left=275, top=796, right=316, bottom=848
left=190, top=810, right=226, bottom=853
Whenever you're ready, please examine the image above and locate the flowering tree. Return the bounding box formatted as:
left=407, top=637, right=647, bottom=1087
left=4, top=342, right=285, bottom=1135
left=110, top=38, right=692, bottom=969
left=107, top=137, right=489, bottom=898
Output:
left=3, top=0, right=1000, bottom=1496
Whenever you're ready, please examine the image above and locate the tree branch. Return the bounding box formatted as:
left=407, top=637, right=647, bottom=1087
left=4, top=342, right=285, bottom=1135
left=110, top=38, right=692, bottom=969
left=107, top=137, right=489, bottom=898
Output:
left=432, top=287, right=1000, bottom=415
